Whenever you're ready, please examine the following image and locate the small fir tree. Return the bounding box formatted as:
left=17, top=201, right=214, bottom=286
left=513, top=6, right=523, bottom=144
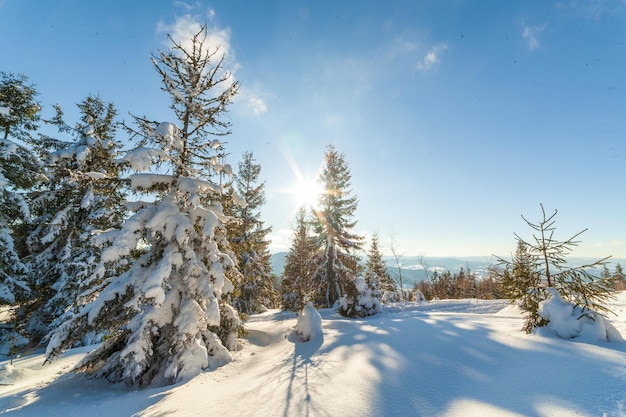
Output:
left=500, top=240, right=547, bottom=333
left=340, top=233, right=385, bottom=316
left=45, top=25, right=242, bottom=387
left=365, top=233, right=395, bottom=297
left=281, top=208, right=319, bottom=311
left=496, top=205, right=615, bottom=334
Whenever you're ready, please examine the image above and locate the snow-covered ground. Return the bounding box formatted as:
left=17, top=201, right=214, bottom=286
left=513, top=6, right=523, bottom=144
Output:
left=3, top=294, right=626, bottom=417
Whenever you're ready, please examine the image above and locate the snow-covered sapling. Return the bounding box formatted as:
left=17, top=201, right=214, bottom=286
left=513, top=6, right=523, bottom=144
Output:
left=295, top=302, right=323, bottom=342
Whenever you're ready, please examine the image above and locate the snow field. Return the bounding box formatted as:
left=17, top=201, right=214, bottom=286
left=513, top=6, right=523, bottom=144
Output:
left=2, top=296, right=626, bottom=416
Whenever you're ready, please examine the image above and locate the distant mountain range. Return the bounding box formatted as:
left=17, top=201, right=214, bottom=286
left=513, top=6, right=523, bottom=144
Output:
left=270, top=252, right=626, bottom=288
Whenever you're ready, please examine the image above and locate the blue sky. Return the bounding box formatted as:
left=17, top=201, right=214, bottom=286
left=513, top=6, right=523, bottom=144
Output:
left=2, top=0, right=625, bottom=259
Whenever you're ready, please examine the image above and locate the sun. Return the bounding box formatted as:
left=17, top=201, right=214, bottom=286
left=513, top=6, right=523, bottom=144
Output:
left=293, top=176, right=323, bottom=209
left=279, top=147, right=324, bottom=212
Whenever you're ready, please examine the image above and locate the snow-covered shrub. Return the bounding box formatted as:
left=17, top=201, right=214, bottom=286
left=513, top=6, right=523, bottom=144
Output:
left=295, top=302, right=322, bottom=342
left=338, top=277, right=382, bottom=318
left=413, top=289, right=427, bottom=301
left=536, top=288, right=623, bottom=342
left=382, top=291, right=401, bottom=303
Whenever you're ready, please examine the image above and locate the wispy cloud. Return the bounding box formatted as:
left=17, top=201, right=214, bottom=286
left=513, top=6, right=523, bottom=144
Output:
left=390, top=37, right=419, bottom=56
left=173, top=1, right=201, bottom=12
left=556, top=0, right=622, bottom=22
left=238, top=91, right=268, bottom=116
left=416, top=42, right=448, bottom=71
left=268, top=228, right=293, bottom=252
left=522, top=23, right=547, bottom=51
left=157, top=11, right=232, bottom=66
left=594, top=240, right=625, bottom=249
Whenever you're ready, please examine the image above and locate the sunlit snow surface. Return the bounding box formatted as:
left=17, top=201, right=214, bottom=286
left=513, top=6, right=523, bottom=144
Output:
left=3, top=295, right=626, bottom=417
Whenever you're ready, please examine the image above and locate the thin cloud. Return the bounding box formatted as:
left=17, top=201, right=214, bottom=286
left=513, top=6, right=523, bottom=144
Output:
left=594, top=240, right=625, bottom=248
left=157, top=12, right=232, bottom=66
left=522, top=23, right=547, bottom=51
left=268, top=228, right=293, bottom=253
left=390, top=36, right=419, bottom=56
left=240, top=92, right=268, bottom=116
left=173, top=1, right=200, bottom=12
left=416, top=42, right=448, bottom=71
left=556, top=0, right=622, bottom=22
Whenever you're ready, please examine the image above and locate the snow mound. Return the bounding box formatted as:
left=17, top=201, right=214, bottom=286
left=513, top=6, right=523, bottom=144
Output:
left=294, top=302, right=322, bottom=342
left=495, top=303, right=524, bottom=316
left=537, top=288, right=624, bottom=342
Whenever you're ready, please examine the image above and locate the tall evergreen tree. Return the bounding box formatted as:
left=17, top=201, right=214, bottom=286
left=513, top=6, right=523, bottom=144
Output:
left=25, top=96, right=125, bottom=342
left=281, top=208, right=319, bottom=311
left=46, top=25, right=242, bottom=387
left=311, top=144, right=363, bottom=310
left=0, top=72, right=43, bottom=343
left=226, top=151, right=278, bottom=315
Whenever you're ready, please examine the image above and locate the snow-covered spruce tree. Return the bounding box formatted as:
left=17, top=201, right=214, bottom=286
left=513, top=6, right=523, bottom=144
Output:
left=365, top=233, right=395, bottom=297
left=311, top=145, right=364, bottom=313
left=339, top=237, right=383, bottom=318
left=0, top=72, right=43, bottom=348
left=45, top=26, right=242, bottom=387
left=225, top=151, right=278, bottom=315
left=496, top=205, right=615, bottom=334
left=25, top=96, right=125, bottom=342
left=338, top=275, right=382, bottom=318
left=281, top=207, right=319, bottom=311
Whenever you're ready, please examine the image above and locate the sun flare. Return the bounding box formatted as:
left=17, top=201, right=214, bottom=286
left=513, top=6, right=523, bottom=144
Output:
left=293, top=177, right=323, bottom=209
left=279, top=146, right=324, bottom=213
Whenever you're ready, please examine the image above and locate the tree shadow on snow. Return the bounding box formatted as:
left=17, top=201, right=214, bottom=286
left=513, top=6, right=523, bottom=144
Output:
left=0, top=368, right=172, bottom=417
left=317, top=311, right=626, bottom=417
left=283, top=330, right=326, bottom=417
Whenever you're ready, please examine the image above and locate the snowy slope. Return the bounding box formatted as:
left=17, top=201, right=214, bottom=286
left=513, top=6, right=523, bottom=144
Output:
left=3, top=295, right=626, bottom=416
